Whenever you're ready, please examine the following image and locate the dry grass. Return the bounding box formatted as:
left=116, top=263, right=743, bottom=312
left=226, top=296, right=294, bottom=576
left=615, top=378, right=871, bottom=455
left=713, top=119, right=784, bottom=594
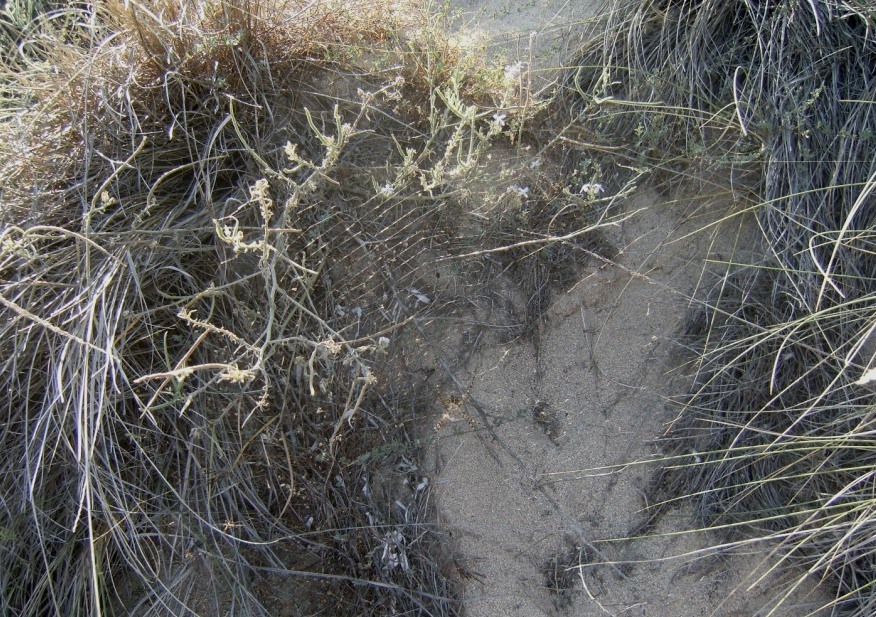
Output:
left=565, top=1, right=876, bottom=615
left=0, top=1, right=626, bottom=615
left=0, top=1, right=466, bottom=614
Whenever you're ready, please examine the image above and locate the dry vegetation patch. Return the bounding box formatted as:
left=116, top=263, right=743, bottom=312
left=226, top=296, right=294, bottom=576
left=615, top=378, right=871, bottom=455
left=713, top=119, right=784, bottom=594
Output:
left=566, top=1, right=876, bottom=614
left=4, top=0, right=873, bottom=615
left=0, top=1, right=621, bottom=614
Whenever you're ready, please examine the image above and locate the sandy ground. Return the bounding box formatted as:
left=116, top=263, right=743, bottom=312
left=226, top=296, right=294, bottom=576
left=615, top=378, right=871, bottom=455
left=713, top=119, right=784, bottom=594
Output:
left=428, top=1, right=835, bottom=615
left=443, top=0, right=596, bottom=89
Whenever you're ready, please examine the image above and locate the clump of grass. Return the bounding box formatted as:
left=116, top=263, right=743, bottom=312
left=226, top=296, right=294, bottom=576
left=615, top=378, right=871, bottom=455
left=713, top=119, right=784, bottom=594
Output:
left=565, top=1, right=876, bottom=615
left=0, top=1, right=595, bottom=614
left=542, top=541, right=587, bottom=611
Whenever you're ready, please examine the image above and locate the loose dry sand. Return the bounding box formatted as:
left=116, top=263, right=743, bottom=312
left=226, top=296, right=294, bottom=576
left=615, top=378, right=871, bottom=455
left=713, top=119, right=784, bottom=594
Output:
left=426, top=1, right=836, bottom=615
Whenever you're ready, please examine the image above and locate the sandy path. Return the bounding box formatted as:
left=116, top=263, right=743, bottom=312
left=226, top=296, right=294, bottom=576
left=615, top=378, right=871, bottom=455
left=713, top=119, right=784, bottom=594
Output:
left=430, top=189, right=829, bottom=616
left=430, top=2, right=834, bottom=615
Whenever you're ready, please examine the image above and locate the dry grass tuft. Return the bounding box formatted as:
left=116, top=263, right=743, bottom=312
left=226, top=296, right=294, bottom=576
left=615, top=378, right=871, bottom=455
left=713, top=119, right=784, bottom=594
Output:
left=0, top=2, right=462, bottom=615
left=566, top=1, right=876, bottom=615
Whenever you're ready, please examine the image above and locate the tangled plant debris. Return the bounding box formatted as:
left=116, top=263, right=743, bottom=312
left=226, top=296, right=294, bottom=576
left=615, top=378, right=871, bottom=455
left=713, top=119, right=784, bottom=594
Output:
left=0, top=1, right=623, bottom=615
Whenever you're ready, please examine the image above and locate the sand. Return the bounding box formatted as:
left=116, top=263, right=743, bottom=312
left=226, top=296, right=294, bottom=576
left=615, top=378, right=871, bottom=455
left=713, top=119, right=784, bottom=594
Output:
left=427, top=1, right=835, bottom=615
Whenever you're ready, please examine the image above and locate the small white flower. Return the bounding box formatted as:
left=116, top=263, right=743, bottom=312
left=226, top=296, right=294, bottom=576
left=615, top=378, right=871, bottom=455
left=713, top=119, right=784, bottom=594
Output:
left=492, top=111, right=507, bottom=127
left=529, top=158, right=541, bottom=169
left=580, top=183, right=605, bottom=195
left=379, top=182, right=395, bottom=197
left=504, top=61, right=524, bottom=81
left=510, top=185, right=529, bottom=198
left=377, top=336, right=391, bottom=350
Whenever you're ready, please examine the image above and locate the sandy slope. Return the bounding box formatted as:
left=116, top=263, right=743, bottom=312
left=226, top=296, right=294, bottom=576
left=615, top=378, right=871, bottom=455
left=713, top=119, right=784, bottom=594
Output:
left=430, top=1, right=834, bottom=615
